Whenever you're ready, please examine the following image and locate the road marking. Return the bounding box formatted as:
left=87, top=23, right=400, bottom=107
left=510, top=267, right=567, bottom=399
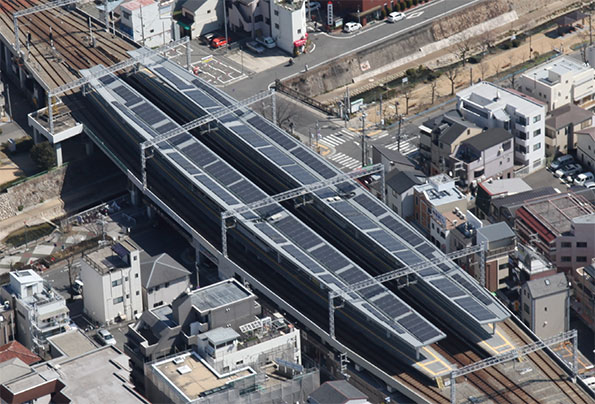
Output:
left=319, top=134, right=347, bottom=147
left=407, top=11, right=424, bottom=19
left=385, top=140, right=418, bottom=155
left=330, top=152, right=361, bottom=169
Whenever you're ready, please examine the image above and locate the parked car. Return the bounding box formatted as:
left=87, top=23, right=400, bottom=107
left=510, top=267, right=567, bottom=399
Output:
left=256, top=36, right=276, bottom=49
left=306, top=1, right=320, bottom=12
left=72, top=279, right=83, bottom=295
left=387, top=11, right=405, bottom=22
left=584, top=180, right=595, bottom=189
left=574, top=171, right=594, bottom=186
left=549, top=155, right=574, bottom=171
left=246, top=41, right=265, bottom=54
left=343, top=22, right=362, bottom=33
left=210, top=37, right=228, bottom=48
left=200, top=32, right=216, bottom=45
left=555, top=163, right=582, bottom=178
left=97, top=329, right=116, bottom=346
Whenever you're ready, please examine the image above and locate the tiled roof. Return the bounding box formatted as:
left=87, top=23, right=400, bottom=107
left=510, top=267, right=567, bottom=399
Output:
left=0, top=341, right=41, bottom=365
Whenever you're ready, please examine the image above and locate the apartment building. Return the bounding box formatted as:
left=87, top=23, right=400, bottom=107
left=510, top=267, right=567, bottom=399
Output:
left=457, top=82, right=546, bottom=173
left=544, top=104, right=592, bottom=157
left=119, top=0, right=173, bottom=47
left=476, top=223, right=516, bottom=291
left=571, top=262, right=595, bottom=333
left=519, top=55, right=595, bottom=111
left=80, top=241, right=143, bottom=325
left=521, top=273, right=569, bottom=339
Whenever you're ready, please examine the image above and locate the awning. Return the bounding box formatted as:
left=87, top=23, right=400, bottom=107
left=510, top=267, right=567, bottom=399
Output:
left=293, top=33, right=308, bottom=47
left=176, top=17, right=193, bottom=30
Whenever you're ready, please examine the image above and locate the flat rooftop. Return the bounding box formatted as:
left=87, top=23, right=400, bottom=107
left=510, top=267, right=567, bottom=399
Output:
left=415, top=175, right=466, bottom=206
left=480, top=178, right=532, bottom=196
left=153, top=352, right=254, bottom=400
left=523, top=55, right=591, bottom=85
left=523, top=193, right=595, bottom=235
left=84, top=241, right=137, bottom=274
left=457, top=81, right=544, bottom=115
left=190, top=279, right=253, bottom=312
left=47, top=329, right=97, bottom=359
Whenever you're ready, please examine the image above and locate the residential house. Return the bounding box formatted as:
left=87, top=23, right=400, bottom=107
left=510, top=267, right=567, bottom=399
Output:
left=450, top=127, right=514, bottom=188
left=140, top=252, right=191, bottom=310
left=119, top=0, right=173, bottom=47
left=0, top=270, right=70, bottom=354
left=571, top=262, right=595, bottom=332
left=175, top=0, right=222, bottom=39
left=475, top=177, right=532, bottom=220
left=371, top=145, right=415, bottom=173
left=385, top=169, right=426, bottom=220
left=488, top=186, right=557, bottom=226
left=521, top=273, right=569, bottom=339
left=413, top=174, right=469, bottom=252
left=80, top=240, right=143, bottom=325
left=576, top=127, right=595, bottom=171
left=544, top=104, right=592, bottom=157
left=515, top=193, right=595, bottom=272
left=308, top=380, right=369, bottom=404
left=457, top=82, right=546, bottom=173
left=519, top=55, right=595, bottom=111
left=0, top=341, right=41, bottom=366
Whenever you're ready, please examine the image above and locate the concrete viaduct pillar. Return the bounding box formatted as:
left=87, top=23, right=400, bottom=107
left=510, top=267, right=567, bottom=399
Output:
left=54, top=142, right=63, bottom=166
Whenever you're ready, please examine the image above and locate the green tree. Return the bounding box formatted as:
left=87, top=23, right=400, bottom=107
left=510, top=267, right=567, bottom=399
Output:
left=30, top=142, right=56, bottom=170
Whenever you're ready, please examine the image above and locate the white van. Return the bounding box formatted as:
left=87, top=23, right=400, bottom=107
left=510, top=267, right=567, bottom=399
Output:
left=72, top=279, right=84, bottom=295
left=574, top=171, right=594, bottom=186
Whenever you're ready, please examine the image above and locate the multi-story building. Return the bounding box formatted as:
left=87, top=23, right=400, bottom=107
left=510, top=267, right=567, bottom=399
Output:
left=125, top=279, right=261, bottom=391
left=413, top=174, right=469, bottom=251
left=140, top=253, right=191, bottom=311
left=475, top=222, right=516, bottom=291
left=520, top=273, right=569, bottom=339
left=456, top=82, right=546, bottom=173
left=0, top=300, right=16, bottom=345
left=519, top=55, right=595, bottom=111
left=450, top=127, right=514, bottom=188
left=571, top=262, right=594, bottom=333
left=371, top=145, right=416, bottom=173
left=512, top=243, right=557, bottom=282
left=576, top=127, right=595, bottom=172
left=176, top=0, right=222, bottom=39
left=309, top=380, right=369, bottom=404
left=80, top=241, right=143, bottom=325
left=119, top=0, right=173, bottom=47
left=475, top=177, right=532, bottom=220
left=0, top=270, right=70, bottom=354
left=385, top=169, right=426, bottom=220
left=515, top=193, right=595, bottom=272
left=544, top=104, right=592, bottom=158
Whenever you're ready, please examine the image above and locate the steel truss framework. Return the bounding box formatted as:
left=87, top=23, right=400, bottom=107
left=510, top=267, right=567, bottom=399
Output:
left=449, top=329, right=578, bottom=404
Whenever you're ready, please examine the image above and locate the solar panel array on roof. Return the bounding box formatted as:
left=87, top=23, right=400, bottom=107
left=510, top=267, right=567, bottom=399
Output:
left=399, top=313, right=442, bottom=342
left=254, top=223, right=286, bottom=243
left=154, top=66, right=193, bottom=90
left=353, top=193, right=387, bottom=217
left=281, top=245, right=325, bottom=274
left=275, top=216, right=321, bottom=250
left=186, top=89, right=220, bottom=109
left=430, top=278, right=466, bottom=298
left=112, top=85, right=141, bottom=106
left=455, top=297, right=495, bottom=321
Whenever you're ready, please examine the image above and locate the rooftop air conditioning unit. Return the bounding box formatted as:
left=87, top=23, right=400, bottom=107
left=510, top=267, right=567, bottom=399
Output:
left=172, top=357, right=184, bottom=365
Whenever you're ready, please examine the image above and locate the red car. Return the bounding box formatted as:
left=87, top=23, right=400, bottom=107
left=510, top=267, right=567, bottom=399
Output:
left=210, top=37, right=228, bottom=48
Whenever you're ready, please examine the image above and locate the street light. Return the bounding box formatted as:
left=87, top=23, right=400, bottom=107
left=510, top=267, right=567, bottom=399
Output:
left=360, top=111, right=367, bottom=166
left=357, top=8, right=360, bottom=25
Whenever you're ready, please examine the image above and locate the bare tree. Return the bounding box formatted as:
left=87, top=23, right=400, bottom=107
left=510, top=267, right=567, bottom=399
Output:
left=493, top=59, right=502, bottom=79
left=445, top=66, right=459, bottom=96
left=403, top=86, right=412, bottom=115
left=430, top=80, right=438, bottom=104
left=455, top=35, right=473, bottom=66
left=478, top=61, right=489, bottom=81
left=275, top=97, right=299, bottom=133
left=478, top=29, right=495, bottom=54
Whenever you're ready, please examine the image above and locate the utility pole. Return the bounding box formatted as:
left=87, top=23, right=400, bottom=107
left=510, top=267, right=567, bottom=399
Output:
left=345, top=87, right=350, bottom=128
left=223, top=0, right=229, bottom=45
left=469, top=67, right=473, bottom=86
left=396, top=114, right=402, bottom=152
left=379, top=91, right=383, bottom=127
left=360, top=111, right=367, bottom=166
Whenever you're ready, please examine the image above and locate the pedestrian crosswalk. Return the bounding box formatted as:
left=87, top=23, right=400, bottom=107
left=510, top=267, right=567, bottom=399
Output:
left=385, top=140, right=418, bottom=155
left=329, top=152, right=362, bottom=170
left=318, top=129, right=354, bottom=148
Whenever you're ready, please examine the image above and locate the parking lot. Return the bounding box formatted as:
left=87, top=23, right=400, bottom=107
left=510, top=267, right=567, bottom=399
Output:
left=523, top=158, right=594, bottom=192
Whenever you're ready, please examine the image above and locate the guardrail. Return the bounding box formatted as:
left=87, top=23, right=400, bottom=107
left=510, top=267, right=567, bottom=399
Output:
left=274, top=80, right=336, bottom=116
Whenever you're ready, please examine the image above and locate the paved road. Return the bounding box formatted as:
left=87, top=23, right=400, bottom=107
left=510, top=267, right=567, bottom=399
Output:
left=223, top=0, right=485, bottom=98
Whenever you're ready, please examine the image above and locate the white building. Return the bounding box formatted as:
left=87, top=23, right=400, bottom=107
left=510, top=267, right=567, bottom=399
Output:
left=0, top=270, right=70, bottom=353
left=457, top=82, right=546, bottom=173
left=176, top=0, right=222, bottom=39
left=195, top=315, right=301, bottom=375
left=519, top=55, right=595, bottom=111
left=120, top=0, right=173, bottom=47
left=81, top=241, right=143, bottom=325
left=576, top=127, right=595, bottom=172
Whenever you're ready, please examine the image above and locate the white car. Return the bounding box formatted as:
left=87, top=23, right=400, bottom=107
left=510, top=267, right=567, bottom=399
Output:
left=574, top=171, right=594, bottom=186
left=97, top=329, right=116, bottom=346
left=256, top=36, right=276, bottom=49
left=584, top=180, right=595, bottom=189
left=246, top=41, right=265, bottom=54
left=343, top=22, right=362, bottom=33
left=554, top=163, right=582, bottom=178
left=387, top=12, right=405, bottom=23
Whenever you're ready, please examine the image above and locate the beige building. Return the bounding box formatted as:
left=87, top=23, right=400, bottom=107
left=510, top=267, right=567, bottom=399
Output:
left=521, top=273, right=569, bottom=339
left=571, top=262, right=595, bottom=333
left=576, top=127, right=595, bottom=172
left=544, top=104, right=592, bottom=158
left=519, top=56, right=595, bottom=111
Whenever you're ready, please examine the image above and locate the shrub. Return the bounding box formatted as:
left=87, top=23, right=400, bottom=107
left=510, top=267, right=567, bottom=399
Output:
left=17, top=205, right=23, bottom=211
left=413, top=0, right=418, bottom=5
left=512, top=39, right=521, bottom=48
left=30, top=142, right=56, bottom=170
left=468, top=56, right=481, bottom=64
left=405, top=0, right=411, bottom=8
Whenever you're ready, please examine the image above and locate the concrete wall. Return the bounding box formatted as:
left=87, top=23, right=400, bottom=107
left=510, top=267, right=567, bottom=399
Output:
left=0, top=166, right=67, bottom=221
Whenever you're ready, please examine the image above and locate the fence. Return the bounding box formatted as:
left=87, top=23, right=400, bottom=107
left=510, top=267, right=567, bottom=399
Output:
left=274, top=80, right=336, bottom=116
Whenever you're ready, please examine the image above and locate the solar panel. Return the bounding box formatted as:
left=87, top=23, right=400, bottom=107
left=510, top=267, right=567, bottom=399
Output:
left=204, top=160, right=242, bottom=186
left=231, top=125, right=269, bottom=148
left=99, top=75, right=116, bottom=86
left=259, top=146, right=295, bottom=166
left=112, top=85, right=141, bottom=106
left=254, top=223, right=286, bottom=243
left=368, top=230, right=405, bottom=252
left=247, top=116, right=298, bottom=150
left=281, top=245, right=325, bottom=274
left=452, top=274, right=493, bottom=305
left=353, top=194, right=387, bottom=216
left=192, top=79, right=233, bottom=106
left=395, top=251, right=422, bottom=266
left=131, top=103, right=166, bottom=126
left=155, top=66, right=193, bottom=90
left=169, top=133, right=191, bottom=147
left=185, top=89, right=220, bottom=109
left=362, top=303, right=403, bottom=332
left=359, top=285, right=384, bottom=299
left=290, top=148, right=336, bottom=179
left=112, top=102, right=156, bottom=138
left=309, top=245, right=350, bottom=272
left=336, top=266, right=369, bottom=284
left=155, top=121, right=178, bottom=135
left=430, top=278, right=466, bottom=298
left=398, top=313, right=442, bottom=342
left=194, top=174, right=239, bottom=205
left=374, top=294, right=409, bottom=318
left=319, top=274, right=343, bottom=288
left=283, top=164, right=318, bottom=185
left=455, top=296, right=495, bottom=321
left=183, top=142, right=218, bottom=167
left=275, top=217, right=321, bottom=250
left=168, top=151, right=200, bottom=175
left=228, top=180, right=265, bottom=203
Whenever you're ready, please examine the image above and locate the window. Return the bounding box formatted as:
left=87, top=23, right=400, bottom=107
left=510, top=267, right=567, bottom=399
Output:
left=533, top=115, right=541, bottom=123
left=274, top=10, right=279, bottom=15
left=561, top=242, right=571, bottom=248
left=297, top=28, right=302, bottom=34
left=254, top=15, right=263, bottom=22
left=113, top=297, right=124, bottom=304
left=265, top=18, right=270, bottom=25
left=150, top=29, right=154, bottom=33
left=533, top=129, right=541, bottom=137
left=207, top=9, right=211, bottom=13
left=502, top=141, right=511, bottom=151
left=517, top=145, right=526, bottom=153
left=135, top=273, right=139, bottom=278
left=136, top=291, right=140, bottom=295
left=499, top=263, right=508, bottom=270
left=112, top=279, right=122, bottom=287
left=533, top=143, right=541, bottom=151
left=275, top=23, right=279, bottom=29
left=125, top=277, right=128, bottom=281
left=523, top=303, right=530, bottom=313
left=561, top=256, right=572, bottom=262
left=474, top=168, right=485, bottom=178
left=126, top=294, right=129, bottom=299
left=517, top=131, right=527, bottom=140
left=133, top=255, right=137, bottom=261
left=577, top=256, right=587, bottom=262
left=516, top=115, right=527, bottom=126
left=544, top=307, right=547, bottom=312
left=577, top=242, right=587, bottom=248
left=165, top=282, right=170, bottom=288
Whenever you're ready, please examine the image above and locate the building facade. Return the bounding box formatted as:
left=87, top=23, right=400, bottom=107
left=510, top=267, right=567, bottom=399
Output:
left=456, top=82, right=546, bottom=173
left=475, top=222, right=516, bottom=291
left=140, top=253, right=191, bottom=311
left=520, top=273, right=569, bottom=339
left=385, top=170, right=426, bottom=220
left=544, top=104, right=592, bottom=158
left=571, top=262, right=595, bottom=333
left=81, top=241, right=143, bottom=325
left=519, top=56, right=595, bottom=111
left=576, top=127, right=595, bottom=172
left=176, top=0, right=222, bottom=39
left=120, top=0, right=173, bottom=47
